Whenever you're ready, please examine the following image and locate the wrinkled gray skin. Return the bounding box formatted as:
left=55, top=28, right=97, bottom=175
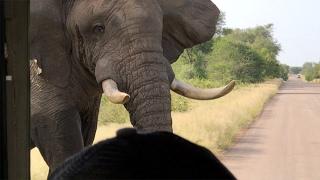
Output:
left=30, top=0, right=220, bottom=172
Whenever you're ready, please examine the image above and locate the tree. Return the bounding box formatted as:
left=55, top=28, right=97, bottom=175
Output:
left=178, top=49, right=208, bottom=79
left=302, top=62, right=316, bottom=81
left=302, top=62, right=320, bottom=81
left=314, top=63, right=320, bottom=79
left=215, top=11, right=226, bottom=37
left=175, top=11, right=227, bottom=80
left=173, top=17, right=284, bottom=84
left=207, top=39, right=265, bottom=83
left=279, top=64, right=289, bottom=81
left=290, top=67, right=302, bottom=74
left=224, top=24, right=282, bottom=78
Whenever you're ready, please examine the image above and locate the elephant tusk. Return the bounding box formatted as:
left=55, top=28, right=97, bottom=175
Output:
left=170, top=79, right=236, bottom=100
left=102, top=79, right=130, bottom=104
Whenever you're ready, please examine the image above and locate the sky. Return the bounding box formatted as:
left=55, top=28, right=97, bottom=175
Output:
left=213, top=0, right=320, bottom=67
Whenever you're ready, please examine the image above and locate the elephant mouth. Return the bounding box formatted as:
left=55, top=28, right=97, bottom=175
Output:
left=102, top=78, right=236, bottom=105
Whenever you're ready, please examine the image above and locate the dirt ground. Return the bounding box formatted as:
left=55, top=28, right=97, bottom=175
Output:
left=222, top=76, right=320, bottom=180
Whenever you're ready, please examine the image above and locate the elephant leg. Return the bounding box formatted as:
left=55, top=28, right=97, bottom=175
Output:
left=80, top=95, right=101, bottom=147
left=30, top=139, right=36, bottom=149
left=31, top=107, right=84, bottom=173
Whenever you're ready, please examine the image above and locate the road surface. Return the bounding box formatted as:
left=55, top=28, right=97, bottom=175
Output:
left=222, top=77, right=320, bottom=180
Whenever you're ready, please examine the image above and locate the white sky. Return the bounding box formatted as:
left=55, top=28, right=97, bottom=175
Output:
left=213, top=0, right=320, bottom=67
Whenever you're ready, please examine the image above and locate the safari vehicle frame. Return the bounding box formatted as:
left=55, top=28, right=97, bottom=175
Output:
left=1, top=0, right=30, bottom=179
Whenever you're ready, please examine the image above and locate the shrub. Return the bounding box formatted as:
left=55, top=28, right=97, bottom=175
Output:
left=207, top=39, right=265, bottom=83
left=302, top=62, right=320, bottom=81
left=98, top=96, right=129, bottom=125
left=171, top=93, right=189, bottom=112
left=99, top=93, right=191, bottom=125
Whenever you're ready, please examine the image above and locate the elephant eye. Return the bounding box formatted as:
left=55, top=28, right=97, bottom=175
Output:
left=93, top=23, right=105, bottom=34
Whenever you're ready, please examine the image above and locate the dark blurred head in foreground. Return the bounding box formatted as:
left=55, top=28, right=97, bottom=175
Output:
left=49, top=128, right=236, bottom=180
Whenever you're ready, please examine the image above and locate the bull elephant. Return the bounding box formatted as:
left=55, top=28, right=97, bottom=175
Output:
left=30, top=0, right=235, bottom=172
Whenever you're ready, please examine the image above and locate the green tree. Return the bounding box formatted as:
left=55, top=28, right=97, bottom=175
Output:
left=215, top=11, right=226, bottom=37
left=178, top=49, right=208, bottom=79
left=279, top=64, right=289, bottom=81
left=224, top=24, right=282, bottom=78
left=314, top=63, right=320, bottom=78
left=173, top=18, right=284, bottom=84
left=207, top=39, right=265, bottom=83
left=302, top=62, right=316, bottom=81
left=174, top=12, right=227, bottom=80
left=290, top=67, right=302, bottom=74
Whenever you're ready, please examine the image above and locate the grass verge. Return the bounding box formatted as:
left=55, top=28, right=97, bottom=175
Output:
left=312, top=79, right=320, bottom=83
left=172, top=79, right=282, bottom=153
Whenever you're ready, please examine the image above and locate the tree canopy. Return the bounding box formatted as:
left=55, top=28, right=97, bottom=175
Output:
left=173, top=14, right=288, bottom=85
left=302, top=62, right=320, bottom=81
left=290, top=67, right=302, bottom=74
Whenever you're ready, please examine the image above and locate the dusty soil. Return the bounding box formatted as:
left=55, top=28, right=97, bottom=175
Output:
left=222, top=77, right=320, bottom=180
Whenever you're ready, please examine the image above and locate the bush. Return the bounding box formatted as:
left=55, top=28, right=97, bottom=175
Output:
left=207, top=39, right=265, bottom=83
left=99, top=93, right=191, bottom=125
left=279, top=64, right=289, bottom=81
left=302, top=62, right=320, bottom=81
left=171, top=93, right=189, bottom=112
left=98, top=96, right=130, bottom=125
left=290, top=66, right=302, bottom=74
left=187, top=78, right=223, bottom=88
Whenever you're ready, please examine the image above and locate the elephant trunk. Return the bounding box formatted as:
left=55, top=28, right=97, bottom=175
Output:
left=122, top=51, right=174, bottom=133
left=95, top=36, right=174, bottom=133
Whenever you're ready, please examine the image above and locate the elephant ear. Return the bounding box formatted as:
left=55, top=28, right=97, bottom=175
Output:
left=159, top=0, right=220, bottom=63
left=30, top=1, right=71, bottom=88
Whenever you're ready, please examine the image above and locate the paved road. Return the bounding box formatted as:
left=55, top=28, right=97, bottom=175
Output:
left=222, top=77, right=320, bottom=180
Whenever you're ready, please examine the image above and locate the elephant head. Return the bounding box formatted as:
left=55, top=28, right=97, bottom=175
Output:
left=30, top=0, right=235, bottom=133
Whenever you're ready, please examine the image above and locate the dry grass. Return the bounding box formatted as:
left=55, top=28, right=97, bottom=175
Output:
left=30, top=149, right=49, bottom=180
left=31, top=123, right=131, bottom=180
left=312, top=79, right=320, bottom=83
left=172, top=79, right=282, bottom=153
left=30, top=79, right=281, bottom=179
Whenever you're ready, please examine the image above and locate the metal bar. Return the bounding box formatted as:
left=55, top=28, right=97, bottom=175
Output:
left=0, top=0, right=8, bottom=179
left=5, top=0, right=30, bottom=179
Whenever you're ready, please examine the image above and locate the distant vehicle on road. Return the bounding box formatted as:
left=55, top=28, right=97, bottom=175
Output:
left=297, top=74, right=301, bottom=78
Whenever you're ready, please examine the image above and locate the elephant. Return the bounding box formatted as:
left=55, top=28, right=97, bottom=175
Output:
left=30, top=0, right=235, bottom=173
left=49, top=128, right=236, bottom=179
